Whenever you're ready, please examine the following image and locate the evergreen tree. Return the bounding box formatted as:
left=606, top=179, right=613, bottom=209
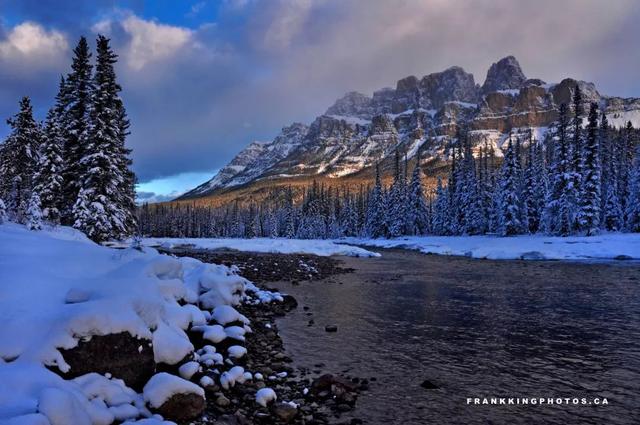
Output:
left=62, top=37, right=93, bottom=223
left=0, top=197, right=6, bottom=224
left=431, top=177, right=449, bottom=235
left=35, top=81, right=66, bottom=224
left=498, top=138, right=523, bottom=236
left=406, top=152, right=430, bottom=235
left=576, top=103, right=601, bottom=234
left=544, top=103, right=573, bottom=235
left=459, top=135, right=484, bottom=234
left=365, top=163, right=387, bottom=238
left=387, top=149, right=407, bottom=237
left=523, top=139, right=546, bottom=233
left=571, top=84, right=584, bottom=210
left=626, top=133, right=640, bottom=232
left=0, top=97, right=42, bottom=223
left=26, top=192, right=43, bottom=230
left=73, top=35, right=135, bottom=241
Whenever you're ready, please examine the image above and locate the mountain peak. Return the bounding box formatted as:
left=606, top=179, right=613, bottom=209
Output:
left=482, top=55, right=527, bottom=94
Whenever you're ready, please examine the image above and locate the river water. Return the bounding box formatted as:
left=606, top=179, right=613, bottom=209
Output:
left=275, top=249, right=640, bottom=425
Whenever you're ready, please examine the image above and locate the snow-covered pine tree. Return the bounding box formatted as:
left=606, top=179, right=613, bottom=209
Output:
left=459, top=135, right=484, bottom=234
left=365, top=163, right=387, bottom=238
left=446, top=142, right=462, bottom=234
left=387, top=149, right=407, bottom=237
left=602, top=118, right=623, bottom=230
left=626, top=130, right=640, bottom=232
left=619, top=122, right=635, bottom=226
left=73, top=35, right=135, bottom=242
left=406, top=150, right=430, bottom=235
left=523, top=138, right=546, bottom=233
left=35, top=81, right=67, bottom=224
left=0, top=197, right=7, bottom=224
left=62, top=37, right=93, bottom=224
left=498, top=138, right=523, bottom=236
left=431, top=177, right=449, bottom=235
left=576, top=103, right=601, bottom=235
left=26, top=191, right=43, bottom=230
left=599, top=112, right=611, bottom=224
left=0, top=97, right=43, bottom=223
left=544, top=103, right=573, bottom=235
left=571, top=84, right=584, bottom=214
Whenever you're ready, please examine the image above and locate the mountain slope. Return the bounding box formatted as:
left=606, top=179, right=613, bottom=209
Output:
left=179, top=56, right=640, bottom=202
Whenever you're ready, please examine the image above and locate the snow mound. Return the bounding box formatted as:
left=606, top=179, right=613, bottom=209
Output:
left=142, top=373, right=204, bottom=409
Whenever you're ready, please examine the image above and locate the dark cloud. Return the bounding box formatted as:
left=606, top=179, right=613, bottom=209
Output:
left=1, top=0, right=640, bottom=185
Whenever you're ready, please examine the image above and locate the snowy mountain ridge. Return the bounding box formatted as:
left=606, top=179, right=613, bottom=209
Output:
left=180, top=56, right=640, bottom=200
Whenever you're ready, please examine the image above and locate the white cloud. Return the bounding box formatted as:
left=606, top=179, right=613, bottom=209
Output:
left=0, top=22, right=68, bottom=63
left=94, top=15, right=194, bottom=71
left=259, top=0, right=313, bottom=51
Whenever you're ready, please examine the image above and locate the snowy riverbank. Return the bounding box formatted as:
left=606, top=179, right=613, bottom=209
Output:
left=343, top=233, right=640, bottom=261
left=0, top=223, right=291, bottom=424
left=134, top=237, right=380, bottom=258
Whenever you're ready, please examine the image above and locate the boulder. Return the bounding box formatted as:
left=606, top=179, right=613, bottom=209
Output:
left=56, top=332, right=154, bottom=391
left=310, top=374, right=358, bottom=396
left=155, top=392, right=205, bottom=421
left=271, top=402, right=298, bottom=423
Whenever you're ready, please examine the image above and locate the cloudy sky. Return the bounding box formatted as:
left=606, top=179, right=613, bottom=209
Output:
left=1, top=0, right=640, bottom=200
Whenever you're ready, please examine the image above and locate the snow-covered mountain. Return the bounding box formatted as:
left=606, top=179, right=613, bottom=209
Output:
left=180, top=56, right=640, bottom=200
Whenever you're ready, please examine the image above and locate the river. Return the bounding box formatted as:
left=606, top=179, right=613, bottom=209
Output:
left=275, top=249, right=640, bottom=425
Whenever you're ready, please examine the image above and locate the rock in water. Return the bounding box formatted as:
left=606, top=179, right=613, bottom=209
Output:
left=325, top=324, right=338, bottom=332
left=420, top=379, right=439, bottom=389
left=271, top=402, right=298, bottom=423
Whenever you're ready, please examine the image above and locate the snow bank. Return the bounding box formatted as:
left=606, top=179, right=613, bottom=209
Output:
left=345, top=233, right=640, bottom=261
left=140, top=237, right=379, bottom=257
left=0, top=223, right=252, bottom=423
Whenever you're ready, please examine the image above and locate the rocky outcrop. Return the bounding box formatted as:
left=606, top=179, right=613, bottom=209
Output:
left=481, top=55, right=527, bottom=94
left=181, top=55, right=640, bottom=201
left=326, top=91, right=373, bottom=119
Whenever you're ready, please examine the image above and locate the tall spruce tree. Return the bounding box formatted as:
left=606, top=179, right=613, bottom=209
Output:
left=62, top=37, right=93, bottom=224
left=544, top=103, right=573, bottom=235
left=365, top=163, right=387, bottom=238
left=498, top=138, right=523, bottom=236
left=73, top=35, right=135, bottom=241
left=35, top=80, right=67, bottom=224
left=406, top=151, right=430, bottom=235
left=577, top=103, right=601, bottom=234
left=0, top=97, right=42, bottom=223
left=523, top=139, right=546, bottom=233
left=626, top=130, right=640, bottom=232
left=387, top=149, right=407, bottom=237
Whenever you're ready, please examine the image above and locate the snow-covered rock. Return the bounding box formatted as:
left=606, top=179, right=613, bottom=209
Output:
left=255, top=388, right=277, bottom=408
left=142, top=373, right=205, bottom=421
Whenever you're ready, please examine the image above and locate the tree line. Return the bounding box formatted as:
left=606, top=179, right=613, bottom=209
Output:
left=139, top=86, right=639, bottom=240
left=0, top=36, right=136, bottom=242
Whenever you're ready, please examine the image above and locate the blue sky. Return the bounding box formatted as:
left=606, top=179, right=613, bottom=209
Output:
left=1, top=0, right=640, bottom=201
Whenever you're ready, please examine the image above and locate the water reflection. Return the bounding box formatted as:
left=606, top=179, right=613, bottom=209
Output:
left=276, top=250, right=640, bottom=425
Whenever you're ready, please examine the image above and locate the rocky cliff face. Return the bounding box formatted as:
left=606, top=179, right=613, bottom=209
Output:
left=180, top=56, right=640, bottom=200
